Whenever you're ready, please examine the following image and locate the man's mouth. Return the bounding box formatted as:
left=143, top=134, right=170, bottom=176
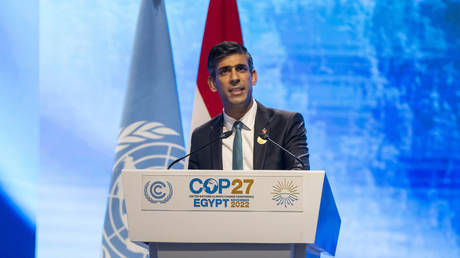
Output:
left=229, top=87, right=245, bottom=95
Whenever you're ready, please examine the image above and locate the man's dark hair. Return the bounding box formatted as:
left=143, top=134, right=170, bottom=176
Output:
left=207, top=41, right=254, bottom=78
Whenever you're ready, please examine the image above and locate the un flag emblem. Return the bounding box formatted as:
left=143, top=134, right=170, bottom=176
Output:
left=102, top=121, right=185, bottom=257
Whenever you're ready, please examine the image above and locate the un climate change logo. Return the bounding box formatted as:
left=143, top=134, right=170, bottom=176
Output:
left=102, top=121, right=185, bottom=258
left=144, top=180, right=173, bottom=203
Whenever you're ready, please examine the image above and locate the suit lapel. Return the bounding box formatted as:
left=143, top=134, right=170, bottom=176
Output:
left=253, top=102, right=271, bottom=170
left=210, top=114, right=224, bottom=170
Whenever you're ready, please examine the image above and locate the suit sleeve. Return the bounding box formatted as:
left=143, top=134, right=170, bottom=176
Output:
left=187, top=131, right=200, bottom=169
left=283, top=113, right=310, bottom=170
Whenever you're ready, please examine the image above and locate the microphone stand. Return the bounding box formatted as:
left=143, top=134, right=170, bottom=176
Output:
left=260, top=133, right=307, bottom=170
left=167, top=131, right=233, bottom=169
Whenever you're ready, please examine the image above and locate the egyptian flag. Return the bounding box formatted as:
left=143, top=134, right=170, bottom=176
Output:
left=189, top=0, right=244, bottom=132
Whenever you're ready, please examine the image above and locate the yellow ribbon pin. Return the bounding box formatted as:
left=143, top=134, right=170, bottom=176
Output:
left=257, top=136, right=267, bottom=145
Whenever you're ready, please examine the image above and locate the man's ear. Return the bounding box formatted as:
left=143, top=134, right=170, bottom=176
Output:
left=208, top=76, right=217, bottom=92
left=251, top=69, right=257, bottom=86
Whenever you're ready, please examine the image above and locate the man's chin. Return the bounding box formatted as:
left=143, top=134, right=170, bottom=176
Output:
left=228, top=97, right=252, bottom=107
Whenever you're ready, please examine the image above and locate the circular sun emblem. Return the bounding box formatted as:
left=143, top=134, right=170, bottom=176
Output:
left=271, top=179, right=299, bottom=208
left=102, top=121, right=185, bottom=258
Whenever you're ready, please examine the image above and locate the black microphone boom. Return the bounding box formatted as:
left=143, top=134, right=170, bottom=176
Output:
left=260, top=132, right=307, bottom=170
left=167, top=130, right=233, bottom=169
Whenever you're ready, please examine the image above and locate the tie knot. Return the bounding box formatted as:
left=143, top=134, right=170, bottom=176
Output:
left=233, top=121, right=243, bottom=130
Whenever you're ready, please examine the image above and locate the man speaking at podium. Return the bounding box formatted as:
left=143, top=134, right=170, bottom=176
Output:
left=188, top=41, right=309, bottom=171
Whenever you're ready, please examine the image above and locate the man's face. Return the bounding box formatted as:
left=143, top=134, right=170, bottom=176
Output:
left=208, top=54, right=257, bottom=110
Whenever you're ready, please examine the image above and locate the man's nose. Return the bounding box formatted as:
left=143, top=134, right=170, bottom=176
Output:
left=229, top=68, right=240, bottom=85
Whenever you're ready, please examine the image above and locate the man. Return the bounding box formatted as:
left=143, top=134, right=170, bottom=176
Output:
left=188, top=41, right=309, bottom=170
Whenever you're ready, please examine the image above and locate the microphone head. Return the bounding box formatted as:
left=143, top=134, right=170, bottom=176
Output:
left=220, top=130, right=233, bottom=139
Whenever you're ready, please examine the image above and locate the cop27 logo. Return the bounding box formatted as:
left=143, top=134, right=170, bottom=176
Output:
left=189, top=178, right=254, bottom=194
left=144, top=180, right=173, bottom=203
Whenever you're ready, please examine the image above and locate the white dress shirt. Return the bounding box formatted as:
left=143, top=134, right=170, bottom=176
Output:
left=222, top=99, right=257, bottom=170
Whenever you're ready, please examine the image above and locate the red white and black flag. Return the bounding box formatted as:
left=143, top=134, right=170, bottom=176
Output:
left=189, top=0, right=244, bottom=132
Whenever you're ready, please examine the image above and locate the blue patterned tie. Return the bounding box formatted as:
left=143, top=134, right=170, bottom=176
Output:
left=232, top=121, right=243, bottom=170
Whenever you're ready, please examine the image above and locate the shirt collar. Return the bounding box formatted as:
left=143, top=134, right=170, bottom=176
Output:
left=223, top=99, right=257, bottom=132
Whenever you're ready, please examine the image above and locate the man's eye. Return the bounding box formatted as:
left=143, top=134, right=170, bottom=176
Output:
left=236, top=65, right=248, bottom=72
left=218, top=68, right=230, bottom=76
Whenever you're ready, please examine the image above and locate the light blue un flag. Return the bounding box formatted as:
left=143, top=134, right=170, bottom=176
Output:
left=101, top=0, right=185, bottom=257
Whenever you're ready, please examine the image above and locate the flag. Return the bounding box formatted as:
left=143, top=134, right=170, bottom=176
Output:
left=101, top=0, right=185, bottom=257
left=189, top=0, right=244, bottom=131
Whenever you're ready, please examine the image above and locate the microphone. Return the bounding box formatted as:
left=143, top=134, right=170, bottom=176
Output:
left=259, top=130, right=307, bottom=170
left=167, top=130, right=233, bottom=169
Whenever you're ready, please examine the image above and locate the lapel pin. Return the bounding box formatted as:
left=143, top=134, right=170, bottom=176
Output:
left=257, top=136, right=267, bottom=145
left=257, top=128, right=268, bottom=144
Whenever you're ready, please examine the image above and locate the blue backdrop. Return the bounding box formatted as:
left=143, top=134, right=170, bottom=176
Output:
left=0, top=1, right=37, bottom=257
left=1, top=0, right=459, bottom=257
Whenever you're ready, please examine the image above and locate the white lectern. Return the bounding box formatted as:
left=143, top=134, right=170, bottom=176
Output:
left=122, top=170, right=340, bottom=258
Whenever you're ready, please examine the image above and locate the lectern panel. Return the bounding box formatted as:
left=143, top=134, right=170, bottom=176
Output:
left=122, top=170, right=340, bottom=256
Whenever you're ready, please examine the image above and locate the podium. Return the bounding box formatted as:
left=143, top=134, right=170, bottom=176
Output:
left=122, top=170, right=340, bottom=258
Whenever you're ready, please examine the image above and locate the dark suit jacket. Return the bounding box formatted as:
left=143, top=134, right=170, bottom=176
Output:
left=188, top=101, right=310, bottom=170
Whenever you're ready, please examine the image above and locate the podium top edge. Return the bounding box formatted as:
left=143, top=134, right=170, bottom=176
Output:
left=121, top=169, right=326, bottom=175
